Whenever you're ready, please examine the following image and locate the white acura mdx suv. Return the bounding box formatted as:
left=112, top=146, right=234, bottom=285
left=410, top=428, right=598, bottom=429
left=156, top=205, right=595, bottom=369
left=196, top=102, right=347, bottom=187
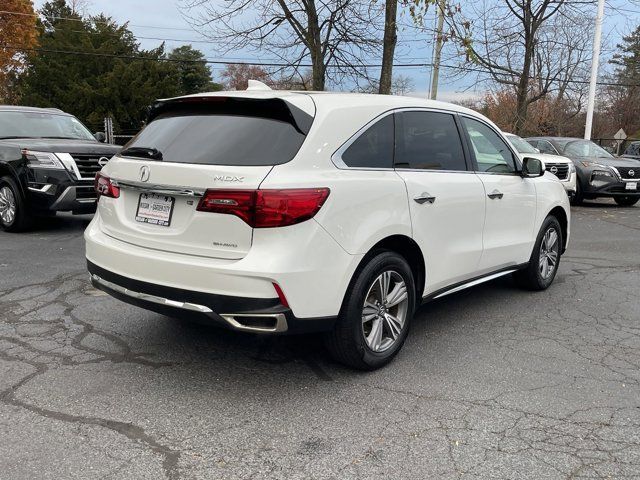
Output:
left=85, top=83, right=570, bottom=370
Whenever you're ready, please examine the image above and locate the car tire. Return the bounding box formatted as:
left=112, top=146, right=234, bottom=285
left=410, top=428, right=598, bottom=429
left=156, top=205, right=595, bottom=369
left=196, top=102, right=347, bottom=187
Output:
left=0, top=176, right=31, bottom=232
left=325, top=250, right=416, bottom=370
left=513, top=216, right=563, bottom=291
left=614, top=196, right=639, bottom=207
left=570, top=182, right=583, bottom=206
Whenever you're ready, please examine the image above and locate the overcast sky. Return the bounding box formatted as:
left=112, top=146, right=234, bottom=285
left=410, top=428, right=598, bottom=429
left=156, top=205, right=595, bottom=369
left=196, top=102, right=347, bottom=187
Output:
left=34, top=0, right=640, bottom=101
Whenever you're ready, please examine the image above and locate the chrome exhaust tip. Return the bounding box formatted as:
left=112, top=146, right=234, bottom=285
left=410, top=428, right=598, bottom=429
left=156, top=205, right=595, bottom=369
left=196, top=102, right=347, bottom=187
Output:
left=220, top=313, right=288, bottom=333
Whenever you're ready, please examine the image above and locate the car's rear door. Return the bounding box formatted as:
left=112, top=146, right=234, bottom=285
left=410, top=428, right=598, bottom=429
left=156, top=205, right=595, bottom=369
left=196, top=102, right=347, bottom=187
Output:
left=96, top=95, right=314, bottom=260
left=394, top=110, right=486, bottom=294
left=459, top=116, right=537, bottom=270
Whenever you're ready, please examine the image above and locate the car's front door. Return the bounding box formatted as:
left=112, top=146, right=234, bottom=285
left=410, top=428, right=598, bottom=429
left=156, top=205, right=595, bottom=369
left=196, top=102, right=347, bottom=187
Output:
left=460, top=116, right=537, bottom=271
left=394, top=110, right=486, bottom=294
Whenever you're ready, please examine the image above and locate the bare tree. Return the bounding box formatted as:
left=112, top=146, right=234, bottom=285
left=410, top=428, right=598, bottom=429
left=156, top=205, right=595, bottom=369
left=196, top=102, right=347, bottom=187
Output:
left=219, top=64, right=274, bottom=90
left=391, top=74, right=415, bottom=95
left=181, top=0, right=382, bottom=90
left=444, top=0, right=592, bottom=134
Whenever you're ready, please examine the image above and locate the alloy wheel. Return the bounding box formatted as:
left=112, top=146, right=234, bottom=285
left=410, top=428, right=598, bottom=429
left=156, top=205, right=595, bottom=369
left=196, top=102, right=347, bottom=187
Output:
left=0, top=186, right=16, bottom=226
left=361, top=270, right=409, bottom=353
left=539, top=227, right=559, bottom=279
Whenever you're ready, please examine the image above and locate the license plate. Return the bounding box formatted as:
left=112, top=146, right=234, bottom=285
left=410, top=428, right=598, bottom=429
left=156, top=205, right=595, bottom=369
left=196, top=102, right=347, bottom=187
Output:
left=625, top=182, right=637, bottom=190
left=136, top=193, right=174, bottom=226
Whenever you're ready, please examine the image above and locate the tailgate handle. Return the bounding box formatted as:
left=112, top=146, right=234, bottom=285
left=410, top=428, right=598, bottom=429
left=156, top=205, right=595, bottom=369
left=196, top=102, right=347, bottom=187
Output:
left=113, top=179, right=204, bottom=197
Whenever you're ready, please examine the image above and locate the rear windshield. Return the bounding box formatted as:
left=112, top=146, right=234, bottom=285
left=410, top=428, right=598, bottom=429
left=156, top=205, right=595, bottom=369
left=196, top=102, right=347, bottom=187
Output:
left=122, top=98, right=312, bottom=166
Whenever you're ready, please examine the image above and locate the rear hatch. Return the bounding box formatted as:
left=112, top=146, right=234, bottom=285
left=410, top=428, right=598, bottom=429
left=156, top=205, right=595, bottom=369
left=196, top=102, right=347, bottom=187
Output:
left=98, top=95, right=314, bottom=260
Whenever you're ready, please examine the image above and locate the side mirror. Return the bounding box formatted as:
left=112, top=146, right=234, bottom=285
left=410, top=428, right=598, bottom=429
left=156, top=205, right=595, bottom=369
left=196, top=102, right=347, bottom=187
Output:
left=522, top=157, right=545, bottom=178
left=94, top=132, right=106, bottom=143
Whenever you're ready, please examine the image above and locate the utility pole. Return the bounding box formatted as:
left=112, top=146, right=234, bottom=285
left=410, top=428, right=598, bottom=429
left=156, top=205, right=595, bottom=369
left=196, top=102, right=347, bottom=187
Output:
left=430, top=0, right=445, bottom=100
left=584, top=0, right=605, bottom=140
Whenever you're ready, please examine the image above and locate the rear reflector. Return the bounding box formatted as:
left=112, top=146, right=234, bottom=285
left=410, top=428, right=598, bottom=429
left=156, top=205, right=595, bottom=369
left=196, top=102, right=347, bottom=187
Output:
left=272, top=282, right=289, bottom=308
left=197, top=188, right=330, bottom=228
left=95, top=172, right=120, bottom=199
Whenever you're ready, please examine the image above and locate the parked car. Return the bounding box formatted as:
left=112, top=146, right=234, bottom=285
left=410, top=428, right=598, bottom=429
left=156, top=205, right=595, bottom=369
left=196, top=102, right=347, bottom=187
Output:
left=0, top=106, right=121, bottom=231
left=526, top=136, right=640, bottom=206
left=622, top=141, right=640, bottom=160
left=504, top=133, right=576, bottom=198
left=85, top=87, right=570, bottom=370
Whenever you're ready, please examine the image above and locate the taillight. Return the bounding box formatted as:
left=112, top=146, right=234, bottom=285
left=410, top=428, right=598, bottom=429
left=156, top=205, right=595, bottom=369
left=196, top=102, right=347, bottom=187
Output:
left=95, top=172, right=120, bottom=199
left=197, top=188, right=330, bottom=228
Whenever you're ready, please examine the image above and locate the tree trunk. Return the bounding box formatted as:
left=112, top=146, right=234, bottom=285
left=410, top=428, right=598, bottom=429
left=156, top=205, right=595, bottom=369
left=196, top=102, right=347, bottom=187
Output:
left=306, top=0, right=325, bottom=91
left=514, top=11, right=535, bottom=135
left=378, top=0, right=398, bottom=95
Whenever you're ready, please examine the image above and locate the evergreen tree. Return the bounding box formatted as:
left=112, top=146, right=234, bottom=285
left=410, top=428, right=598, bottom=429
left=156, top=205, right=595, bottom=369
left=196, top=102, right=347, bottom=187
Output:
left=608, top=25, right=640, bottom=136
left=18, top=0, right=213, bottom=132
left=168, top=45, right=221, bottom=94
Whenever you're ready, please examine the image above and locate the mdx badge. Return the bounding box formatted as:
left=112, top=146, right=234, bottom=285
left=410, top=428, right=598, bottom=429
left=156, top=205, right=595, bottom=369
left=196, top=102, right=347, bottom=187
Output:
left=214, top=175, right=244, bottom=182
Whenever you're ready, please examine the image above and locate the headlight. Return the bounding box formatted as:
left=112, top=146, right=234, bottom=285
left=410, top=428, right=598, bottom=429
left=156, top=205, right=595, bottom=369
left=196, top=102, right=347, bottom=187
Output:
left=568, top=162, right=576, bottom=173
left=591, top=169, right=614, bottom=178
left=22, top=150, right=65, bottom=170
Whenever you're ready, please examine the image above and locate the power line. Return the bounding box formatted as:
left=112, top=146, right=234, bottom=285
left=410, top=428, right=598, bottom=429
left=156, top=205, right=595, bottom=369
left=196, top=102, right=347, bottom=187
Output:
left=0, top=9, right=197, bottom=32
left=4, top=43, right=640, bottom=87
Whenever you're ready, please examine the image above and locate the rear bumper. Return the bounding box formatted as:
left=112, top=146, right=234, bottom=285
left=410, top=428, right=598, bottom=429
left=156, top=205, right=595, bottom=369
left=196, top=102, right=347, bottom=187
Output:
left=88, top=261, right=335, bottom=334
left=85, top=212, right=361, bottom=321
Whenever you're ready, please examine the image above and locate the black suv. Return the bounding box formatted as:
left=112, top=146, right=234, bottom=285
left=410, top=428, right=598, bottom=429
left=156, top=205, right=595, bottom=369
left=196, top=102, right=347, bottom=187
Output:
left=622, top=141, right=640, bottom=161
left=0, top=106, right=121, bottom=231
left=526, top=136, right=640, bottom=207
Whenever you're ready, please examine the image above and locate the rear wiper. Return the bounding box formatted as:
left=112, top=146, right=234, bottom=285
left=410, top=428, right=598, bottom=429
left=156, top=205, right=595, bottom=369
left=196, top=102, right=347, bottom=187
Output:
left=119, top=146, right=163, bottom=160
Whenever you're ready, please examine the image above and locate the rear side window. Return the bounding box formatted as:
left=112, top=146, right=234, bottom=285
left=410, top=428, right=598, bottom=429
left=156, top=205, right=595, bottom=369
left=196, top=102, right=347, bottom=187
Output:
left=394, top=111, right=467, bottom=171
left=341, top=115, right=394, bottom=168
left=123, top=98, right=311, bottom=166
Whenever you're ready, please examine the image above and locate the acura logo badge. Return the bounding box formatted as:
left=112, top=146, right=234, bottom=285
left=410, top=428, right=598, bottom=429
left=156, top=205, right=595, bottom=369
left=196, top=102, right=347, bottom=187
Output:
left=629, top=169, right=635, bottom=177
left=139, top=165, right=150, bottom=182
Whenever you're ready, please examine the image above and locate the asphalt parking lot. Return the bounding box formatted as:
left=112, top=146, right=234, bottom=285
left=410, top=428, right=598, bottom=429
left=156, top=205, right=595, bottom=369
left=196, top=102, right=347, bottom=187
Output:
left=1, top=201, right=639, bottom=480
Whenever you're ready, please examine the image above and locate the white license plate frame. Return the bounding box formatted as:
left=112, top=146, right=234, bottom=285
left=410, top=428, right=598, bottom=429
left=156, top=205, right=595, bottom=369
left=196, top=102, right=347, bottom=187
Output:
left=135, top=193, right=175, bottom=227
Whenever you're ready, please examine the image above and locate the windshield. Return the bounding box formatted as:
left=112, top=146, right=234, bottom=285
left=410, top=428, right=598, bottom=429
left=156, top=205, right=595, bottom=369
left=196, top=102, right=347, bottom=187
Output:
left=563, top=140, right=613, bottom=158
left=506, top=134, right=538, bottom=154
left=0, top=111, right=95, bottom=141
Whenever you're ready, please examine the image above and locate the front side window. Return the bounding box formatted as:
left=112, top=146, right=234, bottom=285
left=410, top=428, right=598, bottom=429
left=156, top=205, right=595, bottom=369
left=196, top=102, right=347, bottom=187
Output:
left=394, top=111, right=467, bottom=171
left=341, top=114, right=394, bottom=168
left=462, top=117, right=517, bottom=174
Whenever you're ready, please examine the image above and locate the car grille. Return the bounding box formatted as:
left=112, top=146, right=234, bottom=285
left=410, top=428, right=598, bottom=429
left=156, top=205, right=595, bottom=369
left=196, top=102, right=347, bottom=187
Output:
left=617, top=166, right=640, bottom=180
left=545, top=163, right=570, bottom=180
left=72, top=154, right=106, bottom=179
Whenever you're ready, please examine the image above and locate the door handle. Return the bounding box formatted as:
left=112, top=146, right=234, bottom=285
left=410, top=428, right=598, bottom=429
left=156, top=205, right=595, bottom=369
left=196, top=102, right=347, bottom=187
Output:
left=414, top=192, right=436, bottom=204
left=487, top=189, right=504, bottom=200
